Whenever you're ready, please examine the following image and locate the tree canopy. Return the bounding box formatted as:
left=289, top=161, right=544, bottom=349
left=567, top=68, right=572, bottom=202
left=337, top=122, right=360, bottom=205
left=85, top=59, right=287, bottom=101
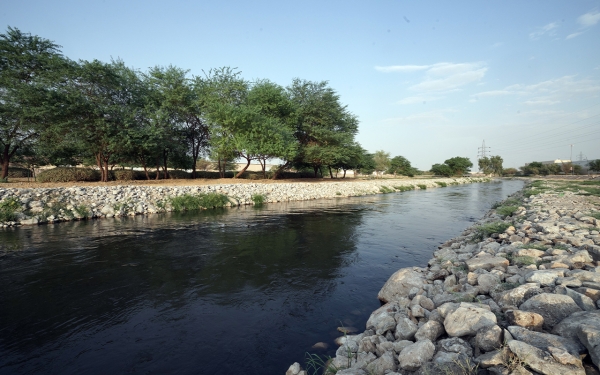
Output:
left=431, top=157, right=472, bottom=177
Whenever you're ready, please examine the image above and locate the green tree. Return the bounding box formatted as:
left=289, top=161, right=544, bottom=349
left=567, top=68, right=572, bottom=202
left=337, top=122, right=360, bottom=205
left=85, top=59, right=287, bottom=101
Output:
left=479, top=155, right=503, bottom=176
left=388, top=155, right=415, bottom=177
left=373, top=150, right=391, bottom=177
left=444, top=156, right=473, bottom=176
left=589, top=160, right=600, bottom=172
left=0, top=27, right=67, bottom=179
left=430, top=163, right=453, bottom=177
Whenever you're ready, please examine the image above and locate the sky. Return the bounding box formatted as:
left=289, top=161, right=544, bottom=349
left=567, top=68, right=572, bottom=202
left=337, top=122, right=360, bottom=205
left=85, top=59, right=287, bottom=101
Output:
left=2, top=0, right=600, bottom=170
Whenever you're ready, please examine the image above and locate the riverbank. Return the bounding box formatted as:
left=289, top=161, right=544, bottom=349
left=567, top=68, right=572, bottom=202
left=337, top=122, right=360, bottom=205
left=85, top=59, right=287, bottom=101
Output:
left=287, top=179, right=600, bottom=375
left=0, top=177, right=488, bottom=227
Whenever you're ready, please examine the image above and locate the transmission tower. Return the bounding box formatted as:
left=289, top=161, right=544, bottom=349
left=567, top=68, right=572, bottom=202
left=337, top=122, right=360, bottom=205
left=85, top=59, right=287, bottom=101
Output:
left=477, top=140, right=491, bottom=159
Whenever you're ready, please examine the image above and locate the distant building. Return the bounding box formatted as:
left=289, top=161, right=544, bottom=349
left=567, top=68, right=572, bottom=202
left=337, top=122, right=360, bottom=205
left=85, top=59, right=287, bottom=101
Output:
left=540, top=159, right=571, bottom=165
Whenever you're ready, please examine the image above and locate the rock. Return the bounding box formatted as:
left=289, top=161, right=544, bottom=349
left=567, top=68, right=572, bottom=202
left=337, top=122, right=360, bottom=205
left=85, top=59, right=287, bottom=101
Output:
left=552, top=310, right=600, bottom=340
left=438, top=337, right=473, bottom=358
left=392, top=340, right=413, bottom=354
left=466, top=255, right=509, bottom=272
left=566, top=269, right=600, bottom=283
left=476, top=324, right=503, bottom=352
left=519, top=293, right=582, bottom=330
left=495, top=283, right=541, bottom=307
left=395, top=316, right=418, bottom=341
left=507, top=326, right=586, bottom=356
left=475, top=349, right=506, bottom=368
left=505, top=310, right=544, bottom=331
left=577, top=324, right=600, bottom=368
left=398, top=339, right=435, bottom=372
left=412, top=295, right=435, bottom=311
left=444, top=305, right=497, bottom=337
left=554, top=285, right=596, bottom=311
left=365, top=351, right=397, bottom=375
left=556, top=277, right=582, bottom=287
left=517, top=248, right=545, bottom=257
left=478, top=273, right=501, bottom=294
left=414, top=320, right=444, bottom=342
left=286, top=362, right=304, bottom=375
left=576, top=287, right=600, bottom=301
left=507, top=340, right=585, bottom=375
left=524, top=269, right=564, bottom=286
left=19, top=218, right=38, bottom=225
left=378, top=269, right=426, bottom=303
left=366, top=302, right=403, bottom=335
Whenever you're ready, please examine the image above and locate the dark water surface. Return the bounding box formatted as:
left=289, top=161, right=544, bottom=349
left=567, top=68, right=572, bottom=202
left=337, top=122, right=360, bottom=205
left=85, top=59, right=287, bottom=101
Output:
left=0, top=180, right=523, bottom=375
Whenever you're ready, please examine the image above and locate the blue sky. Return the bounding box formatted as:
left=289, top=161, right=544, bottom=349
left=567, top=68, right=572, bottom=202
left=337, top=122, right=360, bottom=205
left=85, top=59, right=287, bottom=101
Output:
left=2, top=0, right=599, bottom=170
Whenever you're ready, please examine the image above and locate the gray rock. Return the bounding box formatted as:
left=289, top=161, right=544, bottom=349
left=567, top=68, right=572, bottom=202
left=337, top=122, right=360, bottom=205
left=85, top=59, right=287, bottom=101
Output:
left=414, top=320, right=444, bottom=342
left=566, top=269, right=600, bottom=283
left=475, top=325, right=503, bottom=352
left=478, top=273, right=501, bottom=294
left=365, top=351, right=397, bottom=375
left=577, top=324, right=600, bottom=368
left=392, top=340, right=413, bottom=354
left=554, top=285, right=596, bottom=311
left=398, top=339, right=435, bottom=372
left=507, top=340, right=585, bottom=375
left=444, top=305, right=497, bottom=337
left=552, top=310, right=600, bottom=341
left=524, top=269, right=564, bottom=286
left=395, top=317, right=418, bottom=341
left=507, top=326, right=586, bottom=356
left=366, top=302, right=403, bottom=335
left=519, top=293, right=582, bottom=330
left=494, top=283, right=541, bottom=307
left=556, top=277, right=582, bottom=287
left=505, top=310, right=544, bottom=331
left=474, top=349, right=506, bottom=368
left=466, top=255, right=509, bottom=272
left=412, top=295, right=435, bottom=311
left=378, top=269, right=426, bottom=303
left=437, top=337, right=473, bottom=357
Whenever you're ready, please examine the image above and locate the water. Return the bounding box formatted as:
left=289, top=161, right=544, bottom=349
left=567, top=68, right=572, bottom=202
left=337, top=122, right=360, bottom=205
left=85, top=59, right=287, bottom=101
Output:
left=0, top=180, right=523, bottom=374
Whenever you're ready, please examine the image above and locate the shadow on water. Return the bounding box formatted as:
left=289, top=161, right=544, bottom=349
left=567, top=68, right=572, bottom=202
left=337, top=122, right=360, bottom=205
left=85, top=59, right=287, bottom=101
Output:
left=0, top=180, right=523, bottom=375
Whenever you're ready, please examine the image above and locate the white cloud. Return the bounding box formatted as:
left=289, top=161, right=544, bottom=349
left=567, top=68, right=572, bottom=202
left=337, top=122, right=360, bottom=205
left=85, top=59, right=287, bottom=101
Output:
left=566, top=32, right=584, bottom=39
left=529, top=22, right=559, bottom=40
left=375, top=65, right=430, bottom=73
left=472, top=90, right=512, bottom=98
left=578, top=10, right=600, bottom=28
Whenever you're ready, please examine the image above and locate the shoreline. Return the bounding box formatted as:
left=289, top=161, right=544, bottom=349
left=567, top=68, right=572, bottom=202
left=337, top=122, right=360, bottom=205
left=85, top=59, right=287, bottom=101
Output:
left=0, top=177, right=489, bottom=228
left=287, top=179, right=600, bottom=375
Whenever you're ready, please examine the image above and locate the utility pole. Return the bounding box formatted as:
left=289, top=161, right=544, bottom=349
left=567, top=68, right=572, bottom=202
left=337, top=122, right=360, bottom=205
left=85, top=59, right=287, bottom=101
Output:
left=477, top=140, right=491, bottom=159
left=570, top=144, right=574, bottom=175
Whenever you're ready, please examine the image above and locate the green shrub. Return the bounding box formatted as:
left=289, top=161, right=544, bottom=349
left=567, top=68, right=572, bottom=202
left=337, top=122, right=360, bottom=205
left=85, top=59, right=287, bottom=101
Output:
left=251, top=194, right=265, bottom=205
left=168, top=170, right=191, bottom=179
left=0, top=167, right=33, bottom=178
left=0, top=197, right=21, bottom=222
left=417, top=184, right=427, bottom=190
left=520, top=243, right=547, bottom=250
left=496, top=205, right=519, bottom=217
left=73, top=205, right=90, bottom=218
left=379, top=186, right=394, bottom=194
left=473, top=221, right=511, bottom=241
left=169, top=193, right=229, bottom=211
left=37, top=167, right=100, bottom=182
left=590, top=212, right=600, bottom=220
left=111, top=169, right=136, bottom=181
left=435, top=181, right=447, bottom=187
left=394, top=185, right=415, bottom=192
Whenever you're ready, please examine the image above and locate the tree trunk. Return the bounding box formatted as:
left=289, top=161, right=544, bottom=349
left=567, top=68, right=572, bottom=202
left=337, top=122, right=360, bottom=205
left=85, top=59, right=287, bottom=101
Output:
left=162, top=149, right=169, bottom=179
left=271, top=161, right=290, bottom=180
left=155, top=158, right=160, bottom=180
left=1, top=145, right=10, bottom=180
left=328, top=166, right=334, bottom=179
left=140, top=157, right=150, bottom=180
left=103, top=157, right=110, bottom=182
left=235, top=156, right=251, bottom=179
left=313, top=166, right=318, bottom=178
left=259, top=158, right=266, bottom=179
left=342, top=169, right=347, bottom=178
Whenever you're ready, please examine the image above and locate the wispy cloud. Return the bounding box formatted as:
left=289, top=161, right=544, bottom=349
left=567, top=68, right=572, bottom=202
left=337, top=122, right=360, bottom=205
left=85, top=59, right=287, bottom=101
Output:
left=578, top=10, right=600, bottom=28
left=376, top=62, right=487, bottom=93
left=566, top=32, right=583, bottom=39
left=529, top=22, right=559, bottom=40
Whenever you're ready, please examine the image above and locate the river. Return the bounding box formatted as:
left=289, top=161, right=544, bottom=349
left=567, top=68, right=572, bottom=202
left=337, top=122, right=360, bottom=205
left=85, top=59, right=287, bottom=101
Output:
left=0, top=180, right=523, bottom=375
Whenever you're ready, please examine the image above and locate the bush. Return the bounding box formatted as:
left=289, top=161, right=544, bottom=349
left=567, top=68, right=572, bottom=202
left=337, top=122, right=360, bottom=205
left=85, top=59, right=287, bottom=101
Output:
left=379, top=186, right=394, bottom=194
left=168, top=170, right=191, bottom=179
left=417, top=184, right=427, bottom=190
left=111, top=169, right=136, bottom=181
left=496, top=205, right=519, bottom=217
left=394, top=185, right=415, bottom=192
left=0, top=197, right=21, bottom=222
left=435, top=181, right=448, bottom=187
left=251, top=194, right=265, bottom=205
left=169, top=193, right=229, bottom=211
left=37, top=167, right=100, bottom=182
left=0, top=167, right=33, bottom=178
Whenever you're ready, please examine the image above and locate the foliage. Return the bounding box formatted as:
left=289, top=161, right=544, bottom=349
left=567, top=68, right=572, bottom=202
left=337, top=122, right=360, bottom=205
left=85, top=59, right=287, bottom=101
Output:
left=590, top=159, right=600, bottom=172
left=305, top=353, right=338, bottom=375
left=430, top=163, right=454, bottom=177
left=444, top=157, right=473, bottom=176
left=387, top=155, right=416, bottom=176
left=0, top=166, right=32, bottom=178
left=73, top=204, right=90, bottom=219
left=37, top=167, right=100, bottom=182
left=394, top=185, right=415, bottom=192
left=503, top=167, right=517, bottom=176
left=473, top=221, right=511, bottom=241
left=417, top=184, right=427, bottom=190
left=0, top=197, right=21, bottom=222
left=251, top=194, right=265, bottom=205
left=111, top=169, right=136, bottom=181
left=379, top=185, right=394, bottom=193
left=435, top=181, right=447, bottom=187
left=478, top=155, right=503, bottom=176
left=519, top=161, right=562, bottom=176
left=496, top=205, right=518, bottom=217
left=169, top=193, right=229, bottom=211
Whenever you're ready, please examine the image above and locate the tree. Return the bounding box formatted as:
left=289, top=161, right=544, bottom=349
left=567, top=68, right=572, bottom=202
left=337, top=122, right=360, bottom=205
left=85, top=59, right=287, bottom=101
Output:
left=589, top=160, right=600, bottom=172
left=478, top=155, right=503, bottom=176
left=503, top=168, right=517, bottom=176
left=372, top=150, right=390, bottom=177
left=430, top=163, right=453, bottom=177
left=0, top=27, right=67, bottom=179
left=388, top=155, right=416, bottom=177
left=444, top=156, right=473, bottom=176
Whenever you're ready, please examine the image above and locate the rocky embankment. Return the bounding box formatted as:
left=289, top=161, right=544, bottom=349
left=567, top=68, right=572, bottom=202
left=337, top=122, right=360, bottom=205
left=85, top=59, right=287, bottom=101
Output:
left=287, top=183, right=600, bottom=375
left=0, top=177, right=486, bottom=227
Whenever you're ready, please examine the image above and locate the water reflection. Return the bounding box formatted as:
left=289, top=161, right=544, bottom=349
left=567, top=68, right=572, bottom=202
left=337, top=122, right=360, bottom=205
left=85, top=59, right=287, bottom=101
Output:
left=0, top=180, right=523, bottom=375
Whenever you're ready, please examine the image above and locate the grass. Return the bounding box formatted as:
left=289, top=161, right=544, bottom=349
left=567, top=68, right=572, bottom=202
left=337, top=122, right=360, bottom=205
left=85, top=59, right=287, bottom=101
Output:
left=305, top=353, right=338, bottom=375
left=496, top=205, right=519, bottom=217
left=519, top=243, right=547, bottom=251
left=435, top=181, right=448, bottom=187
left=379, top=185, right=394, bottom=194
left=553, top=243, right=569, bottom=250
left=472, top=221, right=512, bottom=241
left=590, top=211, right=600, bottom=220
left=0, top=197, right=21, bottom=222
left=251, top=193, right=266, bottom=206
left=417, top=184, right=427, bottom=190
left=394, top=185, right=415, bottom=192
left=513, top=256, right=538, bottom=266
left=169, top=193, right=229, bottom=212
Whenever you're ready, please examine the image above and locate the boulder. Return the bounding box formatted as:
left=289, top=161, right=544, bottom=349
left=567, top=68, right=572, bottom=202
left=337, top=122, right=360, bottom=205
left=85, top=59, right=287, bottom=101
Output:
left=566, top=269, right=600, bottom=283
left=395, top=317, right=418, bottom=341
left=524, top=269, right=564, bottom=286
left=519, top=293, right=582, bottom=330
left=398, top=340, right=435, bottom=372
left=507, top=326, right=586, bottom=356
left=554, top=285, right=596, bottom=311
left=474, top=349, right=506, bottom=368
left=507, top=340, right=585, bottom=375
left=466, top=255, right=509, bottom=272
left=378, top=269, right=426, bottom=303
left=577, top=324, right=600, bottom=369
left=477, top=273, right=501, bottom=294
left=366, top=302, right=403, bottom=335
left=475, top=324, right=503, bottom=352
left=438, top=337, right=473, bottom=357
left=414, top=320, right=444, bottom=342
left=505, top=310, right=543, bottom=331
left=365, top=351, right=397, bottom=375
left=552, top=310, right=600, bottom=340
left=444, top=305, right=497, bottom=337
left=494, top=283, right=541, bottom=307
